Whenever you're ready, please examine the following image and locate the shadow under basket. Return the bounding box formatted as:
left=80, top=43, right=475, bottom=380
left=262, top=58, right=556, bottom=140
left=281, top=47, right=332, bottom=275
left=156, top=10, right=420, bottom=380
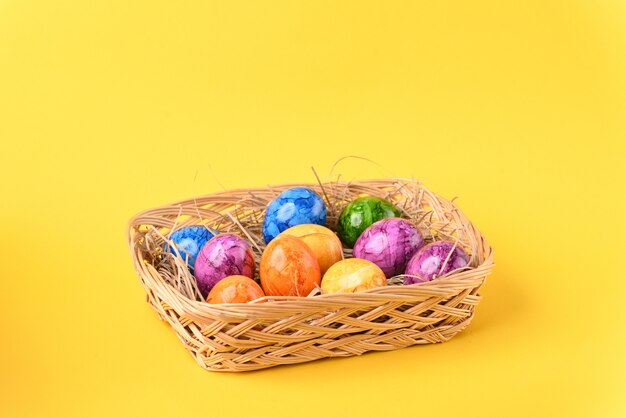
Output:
left=127, top=178, right=494, bottom=372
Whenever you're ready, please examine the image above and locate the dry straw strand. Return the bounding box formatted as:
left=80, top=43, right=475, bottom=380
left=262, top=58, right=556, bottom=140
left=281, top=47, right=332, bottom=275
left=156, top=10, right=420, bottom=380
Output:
left=127, top=178, right=494, bottom=372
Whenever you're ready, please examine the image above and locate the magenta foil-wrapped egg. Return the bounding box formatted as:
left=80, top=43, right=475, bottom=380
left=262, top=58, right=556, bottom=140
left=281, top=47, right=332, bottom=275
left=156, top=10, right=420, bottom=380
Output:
left=194, top=233, right=256, bottom=297
left=404, top=241, right=469, bottom=285
left=352, top=218, right=424, bottom=278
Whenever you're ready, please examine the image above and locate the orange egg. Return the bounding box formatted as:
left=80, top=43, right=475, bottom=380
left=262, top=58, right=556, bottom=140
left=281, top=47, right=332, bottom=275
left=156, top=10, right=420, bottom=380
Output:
left=206, top=275, right=265, bottom=304
left=279, top=224, right=343, bottom=275
left=321, top=258, right=387, bottom=294
left=260, top=235, right=321, bottom=296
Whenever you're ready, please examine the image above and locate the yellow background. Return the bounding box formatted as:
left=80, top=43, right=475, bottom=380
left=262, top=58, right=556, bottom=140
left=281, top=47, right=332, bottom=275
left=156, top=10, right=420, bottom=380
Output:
left=1, top=1, right=625, bottom=417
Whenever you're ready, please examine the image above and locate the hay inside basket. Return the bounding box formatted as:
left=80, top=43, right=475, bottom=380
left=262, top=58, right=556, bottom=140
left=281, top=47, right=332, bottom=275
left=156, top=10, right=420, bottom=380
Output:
left=127, top=178, right=494, bottom=372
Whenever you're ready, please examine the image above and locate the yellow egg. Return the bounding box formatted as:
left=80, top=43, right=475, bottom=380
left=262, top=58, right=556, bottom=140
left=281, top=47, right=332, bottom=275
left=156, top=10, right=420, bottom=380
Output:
left=321, top=258, right=387, bottom=294
left=279, top=224, right=343, bottom=275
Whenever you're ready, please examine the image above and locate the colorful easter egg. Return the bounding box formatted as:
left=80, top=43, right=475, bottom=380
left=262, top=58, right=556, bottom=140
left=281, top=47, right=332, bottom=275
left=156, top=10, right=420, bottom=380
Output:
left=353, top=218, right=424, bottom=278
left=279, top=224, right=343, bottom=275
left=260, top=235, right=321, bottom=296
left=404, top=241, right=469, bottom=284
left=321, top=258, right=386, bottom=294
left=337, top=196, right=401, bottom=248
left=194, top=233, right=255, bottom=297
left=165, top=225, right=216, bottom=269
left=262, top=187, right=327, bottom=244
left=206, top=275, right=265, bottom=304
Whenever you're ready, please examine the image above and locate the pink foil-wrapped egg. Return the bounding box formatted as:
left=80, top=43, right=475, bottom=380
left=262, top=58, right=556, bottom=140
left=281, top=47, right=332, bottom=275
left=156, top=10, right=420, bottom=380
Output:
left=194, top=233, right=255, bottom=297
left=352, top=218, right=424, bottom=278
left=404, top=241, right=469, bottom=284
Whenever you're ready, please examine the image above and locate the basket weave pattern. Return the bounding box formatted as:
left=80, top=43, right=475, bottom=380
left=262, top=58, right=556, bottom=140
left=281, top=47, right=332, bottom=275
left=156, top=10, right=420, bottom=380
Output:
left=127, top=179, right=494, bottom=372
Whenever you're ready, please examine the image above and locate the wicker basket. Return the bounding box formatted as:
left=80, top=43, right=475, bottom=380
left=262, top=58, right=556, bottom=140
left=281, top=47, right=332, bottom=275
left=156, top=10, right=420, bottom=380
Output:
left=127, top=178, right=494, bottom=372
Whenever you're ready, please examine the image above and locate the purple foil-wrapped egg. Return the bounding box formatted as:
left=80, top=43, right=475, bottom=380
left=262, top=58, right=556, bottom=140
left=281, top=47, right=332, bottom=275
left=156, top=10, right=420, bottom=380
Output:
left=194, top=233, right=256, bottom=297
left=404, top=241, right=469, bottom=285
left=353, top=218, right=424, bottom=278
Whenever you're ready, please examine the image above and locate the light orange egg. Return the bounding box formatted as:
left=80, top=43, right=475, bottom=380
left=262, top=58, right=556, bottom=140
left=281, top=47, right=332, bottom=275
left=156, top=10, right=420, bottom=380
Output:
left=321, top=258, right=387, bottom=294
left=279, top=224, right=343, bottom=275
left=260, top=235, right=321, bottom=296
left=206, top=275, right=265, bottom=304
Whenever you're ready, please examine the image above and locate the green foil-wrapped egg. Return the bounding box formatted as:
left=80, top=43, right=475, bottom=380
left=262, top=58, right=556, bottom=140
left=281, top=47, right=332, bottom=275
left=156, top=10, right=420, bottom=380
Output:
left=337, top=196, right=401, bottom=248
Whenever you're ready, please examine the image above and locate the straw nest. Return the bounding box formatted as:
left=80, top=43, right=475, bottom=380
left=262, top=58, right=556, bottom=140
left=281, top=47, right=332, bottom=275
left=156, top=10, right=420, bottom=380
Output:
left=127, top=178, right=494, bottom=372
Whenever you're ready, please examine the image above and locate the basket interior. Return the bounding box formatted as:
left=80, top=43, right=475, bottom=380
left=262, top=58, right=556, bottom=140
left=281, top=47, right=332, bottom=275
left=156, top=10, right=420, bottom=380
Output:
left=130, top=179, right=484, bottom=304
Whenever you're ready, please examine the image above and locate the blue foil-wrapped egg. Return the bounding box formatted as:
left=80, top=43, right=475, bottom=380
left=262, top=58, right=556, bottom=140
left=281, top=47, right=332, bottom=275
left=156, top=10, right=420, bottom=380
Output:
left=262, top=187, right=327, bottom=244
left=165, top=225, right=216, bottom=269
